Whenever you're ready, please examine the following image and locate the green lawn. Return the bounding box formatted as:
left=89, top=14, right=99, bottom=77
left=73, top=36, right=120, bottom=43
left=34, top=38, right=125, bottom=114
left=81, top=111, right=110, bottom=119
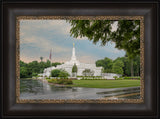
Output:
left=72, top=80, right=140, bottom=88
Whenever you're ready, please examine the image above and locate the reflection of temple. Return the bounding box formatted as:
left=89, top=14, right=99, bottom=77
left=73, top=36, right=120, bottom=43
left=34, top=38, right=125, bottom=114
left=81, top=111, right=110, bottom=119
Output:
left=42, top=43, right=102, bottom=77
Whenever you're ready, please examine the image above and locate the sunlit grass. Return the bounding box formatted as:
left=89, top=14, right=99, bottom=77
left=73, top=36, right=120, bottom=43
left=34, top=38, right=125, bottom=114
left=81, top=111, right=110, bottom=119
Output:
left=72, top=80, right=140, bottom=88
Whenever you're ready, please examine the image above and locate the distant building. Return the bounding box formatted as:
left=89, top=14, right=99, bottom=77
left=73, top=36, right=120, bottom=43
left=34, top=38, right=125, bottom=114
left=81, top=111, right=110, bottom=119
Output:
left=40, top=43, right=102, bottom=77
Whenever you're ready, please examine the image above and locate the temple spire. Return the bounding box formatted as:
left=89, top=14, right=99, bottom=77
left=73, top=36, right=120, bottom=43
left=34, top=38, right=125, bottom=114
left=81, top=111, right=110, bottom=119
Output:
left=71, top=42, right=76, bottom=61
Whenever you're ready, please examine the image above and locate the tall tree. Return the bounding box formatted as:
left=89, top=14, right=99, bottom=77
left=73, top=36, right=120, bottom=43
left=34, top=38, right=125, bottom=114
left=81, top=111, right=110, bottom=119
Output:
left=96, top=57, right=113, bottom=73
left=20, top=60, right=27, bottom=67
left=27, top=61, right=40, bottom=74
left=45, top=60, right=51, bottom=68
left=40, top=57, right=43, bottom=62
left=112, top=60, right=124, bottom=75
left=68, top=20, right=140, bottom=76
left=133, top=55, right=140, bottom=76
left=111, top=20, right=140, bottom=76
left=72, top=63, right=78, bottom=77
left=20, top=67, right=29, bottom=78
left=72, top=63, right=78, bottom=73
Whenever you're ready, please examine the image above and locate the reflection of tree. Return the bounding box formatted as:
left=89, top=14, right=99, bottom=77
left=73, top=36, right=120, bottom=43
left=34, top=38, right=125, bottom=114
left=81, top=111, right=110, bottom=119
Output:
left=20, top=79, right=43, bottom=94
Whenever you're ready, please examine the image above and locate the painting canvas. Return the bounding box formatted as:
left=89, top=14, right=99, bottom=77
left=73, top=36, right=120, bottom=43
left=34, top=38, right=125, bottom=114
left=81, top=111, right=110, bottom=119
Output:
left=16, top=16, right=144, bottom=103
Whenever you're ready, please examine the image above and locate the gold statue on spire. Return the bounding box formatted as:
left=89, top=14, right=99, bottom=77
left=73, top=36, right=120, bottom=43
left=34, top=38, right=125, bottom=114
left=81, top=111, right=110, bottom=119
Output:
left=73, top=42, right=75, bottom=47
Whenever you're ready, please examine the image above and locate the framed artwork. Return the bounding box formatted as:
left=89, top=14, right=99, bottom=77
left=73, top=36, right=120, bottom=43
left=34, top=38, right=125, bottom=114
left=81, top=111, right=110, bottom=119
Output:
left=1, top=0, right=159, bottom=118
left=16, top=16, right=144, bottom=103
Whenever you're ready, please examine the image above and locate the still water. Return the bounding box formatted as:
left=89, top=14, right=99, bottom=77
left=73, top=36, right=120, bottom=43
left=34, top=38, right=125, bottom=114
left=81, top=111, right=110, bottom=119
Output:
left=20, top=79, right=140, bottom=100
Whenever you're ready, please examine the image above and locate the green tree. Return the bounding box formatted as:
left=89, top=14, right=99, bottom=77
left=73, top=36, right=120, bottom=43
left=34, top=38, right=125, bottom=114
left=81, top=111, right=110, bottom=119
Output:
left=58, top=70, right=70, bottom=78
left=40, top=57, right=43, bottom=62
left=112, top=60, right=124, bottom=75
left=39, top=61, right=45, bottom=73
left=52, top=62, right=61, bottom=67
left=121, top=55, right=140, bottom=76
left=82, top=69, right=94, bottom=76
left=68, top=20, right=140, bottom=56
left=72, top=63, right=78, bottom=73
left=110, top=20, right=140, bottom=76
left=45, top=60, right=51, bottom=67
left=20, top=60, right=32, bottom=78
left=133, top=55, right=140, bottom=76
left=122, top=56, right=131, bottom=76
left=68, top=20, right=140, bottom=76
left=96, top=57, right=113, bottom=73
left=32, top=72, right=38, bottom=77
left=27, top=61, right=40, bottom=74
left=20, top=60, right=27, bottom=67
left=20, top=67, right=29, bottom=78
left=51, top=69, right=61, bottom=77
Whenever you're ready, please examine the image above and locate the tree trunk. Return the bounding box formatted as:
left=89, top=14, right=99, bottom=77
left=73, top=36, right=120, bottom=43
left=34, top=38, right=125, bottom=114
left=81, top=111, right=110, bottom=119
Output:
left=137, top=64, right=139, bottom=76
left=131, top=59, right=134, bottom=77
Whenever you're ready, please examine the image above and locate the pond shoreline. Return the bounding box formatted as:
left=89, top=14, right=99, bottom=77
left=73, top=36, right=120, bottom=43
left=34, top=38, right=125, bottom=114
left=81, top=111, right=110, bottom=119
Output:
left=30, top=78, right=73, bottom=88
left=20, top=78, right=140, bottom=100
left=20, top=78, right=140, bottom=89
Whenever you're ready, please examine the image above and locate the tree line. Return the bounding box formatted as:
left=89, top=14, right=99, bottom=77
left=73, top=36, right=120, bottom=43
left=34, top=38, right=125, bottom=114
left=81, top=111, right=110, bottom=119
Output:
left=96, top=55, right=140, bottom=76
left=20, top=54, right=140, bottom=78
left=20, top=58, right=62, bottom=78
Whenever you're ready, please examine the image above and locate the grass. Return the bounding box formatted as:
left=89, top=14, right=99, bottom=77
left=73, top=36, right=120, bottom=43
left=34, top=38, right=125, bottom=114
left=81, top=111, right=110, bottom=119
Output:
left=72, top=80, right=140, bottom=88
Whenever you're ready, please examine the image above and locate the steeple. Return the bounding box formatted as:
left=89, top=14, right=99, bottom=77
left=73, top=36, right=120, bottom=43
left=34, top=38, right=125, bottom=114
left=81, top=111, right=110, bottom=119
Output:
left=71, top=42, right=76, bottom=61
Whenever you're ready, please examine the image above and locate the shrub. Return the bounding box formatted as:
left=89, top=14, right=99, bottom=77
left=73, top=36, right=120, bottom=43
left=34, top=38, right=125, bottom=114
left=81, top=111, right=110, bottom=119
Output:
left=51, top=69, right=70, bottom=78
left=56, top=79, right=73, bottom=85
left=58, top=70, right=70, bottom=78
left=48, top=79, right=56, bottom=83
left=56, top=79, right=64, bottom=84
left=51, top=79, right=57, bottom=83
left=117, top=78, right=123, bottom=80
left=123, top=77, right=140, bottom=80
left=32, top=72, right=38, bottom=77
left=51, top=69, right=61, bottom=77
left=46, top=77, right=50, bottom=80
left=81, top=78, right=106, bottom=80
left=113, top=76, right=118, bottom=80
left=64, top=79, right=73, bottom=85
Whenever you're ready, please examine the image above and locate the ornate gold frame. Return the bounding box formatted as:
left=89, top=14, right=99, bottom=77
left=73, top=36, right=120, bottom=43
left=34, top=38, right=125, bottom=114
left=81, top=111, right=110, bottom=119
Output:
left=16, top=16, right=144, bottom=103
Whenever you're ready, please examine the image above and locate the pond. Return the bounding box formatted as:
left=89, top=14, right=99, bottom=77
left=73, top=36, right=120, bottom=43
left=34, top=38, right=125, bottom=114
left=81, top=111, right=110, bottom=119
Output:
left=20, top=79, right=140, bottom=100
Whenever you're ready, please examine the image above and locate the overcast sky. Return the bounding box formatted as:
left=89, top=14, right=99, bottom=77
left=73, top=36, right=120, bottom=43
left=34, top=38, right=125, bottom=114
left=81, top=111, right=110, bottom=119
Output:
left=20, top=20, right=125, bottom=64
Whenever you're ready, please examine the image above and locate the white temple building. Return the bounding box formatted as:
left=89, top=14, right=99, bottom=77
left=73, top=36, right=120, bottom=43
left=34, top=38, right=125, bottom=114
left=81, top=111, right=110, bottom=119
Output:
left=41, top=43, right=103, bottom=77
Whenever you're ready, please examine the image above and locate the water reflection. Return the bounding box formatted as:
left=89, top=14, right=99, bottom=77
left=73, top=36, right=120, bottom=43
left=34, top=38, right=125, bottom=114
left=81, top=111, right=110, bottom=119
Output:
left=20, top=79, right=44, bottom=94
left=20, top=79, right=140, bottom=100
